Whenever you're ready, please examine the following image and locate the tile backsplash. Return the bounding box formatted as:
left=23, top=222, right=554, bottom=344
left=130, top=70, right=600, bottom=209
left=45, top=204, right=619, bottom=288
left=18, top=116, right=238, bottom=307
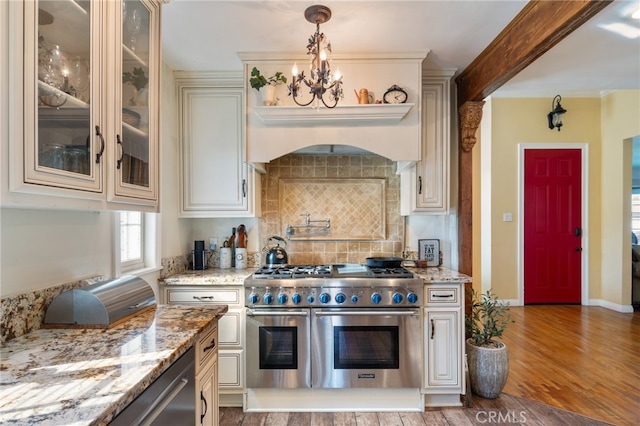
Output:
left=260, top=153, right=403, bottom=265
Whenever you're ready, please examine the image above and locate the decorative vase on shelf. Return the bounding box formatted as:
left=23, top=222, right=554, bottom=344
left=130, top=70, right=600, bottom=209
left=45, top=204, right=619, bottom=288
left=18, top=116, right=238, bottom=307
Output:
left=130, top=87, right=148, bottom=106
left=260, top=85, right=276, bottom=106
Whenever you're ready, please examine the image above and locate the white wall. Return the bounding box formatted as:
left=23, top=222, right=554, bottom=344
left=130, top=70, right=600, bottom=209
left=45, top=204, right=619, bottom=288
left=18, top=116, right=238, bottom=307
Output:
left=0, top=208, right=114, bottom=296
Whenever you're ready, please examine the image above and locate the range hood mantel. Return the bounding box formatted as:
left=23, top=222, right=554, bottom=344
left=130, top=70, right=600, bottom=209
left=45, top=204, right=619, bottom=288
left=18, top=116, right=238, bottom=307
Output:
left=242, top=51, right=427, bottom=164
left=253, top=104, right=414, bottom=125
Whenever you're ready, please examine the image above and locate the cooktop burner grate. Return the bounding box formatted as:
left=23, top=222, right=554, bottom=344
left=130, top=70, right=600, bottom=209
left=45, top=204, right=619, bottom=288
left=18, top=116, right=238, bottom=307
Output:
left=251, top=264, right=415, bottom=280
left=368, top=267, right=415, bottom=278
left=253, top=265, right=333, bottom=279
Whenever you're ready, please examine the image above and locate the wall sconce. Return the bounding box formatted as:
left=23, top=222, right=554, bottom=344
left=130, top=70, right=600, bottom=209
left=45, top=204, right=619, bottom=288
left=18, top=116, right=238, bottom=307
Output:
left=547, top=95, right=567, bottom=131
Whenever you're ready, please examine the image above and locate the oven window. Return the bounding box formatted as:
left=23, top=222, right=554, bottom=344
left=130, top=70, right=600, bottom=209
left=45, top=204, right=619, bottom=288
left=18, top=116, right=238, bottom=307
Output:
left=333, top=326, right=399, bottom=369
left=259, top=326, right=298, bottom=369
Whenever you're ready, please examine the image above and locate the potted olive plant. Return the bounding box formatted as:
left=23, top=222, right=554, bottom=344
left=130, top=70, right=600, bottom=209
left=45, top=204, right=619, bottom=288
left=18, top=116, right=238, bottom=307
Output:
left=465, top=288, right=514, bottom=399
left=249, top=67, right=287, bottom=106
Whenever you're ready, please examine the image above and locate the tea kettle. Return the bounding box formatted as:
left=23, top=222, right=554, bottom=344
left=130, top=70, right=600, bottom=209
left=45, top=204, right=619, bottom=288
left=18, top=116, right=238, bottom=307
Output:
left=263, top=236, right=288, bottom=267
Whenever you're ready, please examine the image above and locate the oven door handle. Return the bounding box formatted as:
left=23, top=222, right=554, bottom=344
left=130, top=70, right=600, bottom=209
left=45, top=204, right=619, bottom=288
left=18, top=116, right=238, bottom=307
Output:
left=314, top=309, right=420, bottom=317
left=246, top=309, right=309, bottom=317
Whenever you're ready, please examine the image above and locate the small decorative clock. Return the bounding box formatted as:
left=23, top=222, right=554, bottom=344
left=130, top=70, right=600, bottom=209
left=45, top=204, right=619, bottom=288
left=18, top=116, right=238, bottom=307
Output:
left=383, top=85, right=408, bottom=104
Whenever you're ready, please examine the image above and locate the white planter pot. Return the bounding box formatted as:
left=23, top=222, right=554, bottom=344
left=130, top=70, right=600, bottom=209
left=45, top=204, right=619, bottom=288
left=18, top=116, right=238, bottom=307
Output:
left=466, top=338, right=509, bottom=399
left=260, top=85, right=276, bottom=106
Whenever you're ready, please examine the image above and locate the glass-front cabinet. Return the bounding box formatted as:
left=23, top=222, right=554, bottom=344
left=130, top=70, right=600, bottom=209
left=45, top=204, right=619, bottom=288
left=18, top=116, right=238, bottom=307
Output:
left=7, top=0, right=160, bottom=210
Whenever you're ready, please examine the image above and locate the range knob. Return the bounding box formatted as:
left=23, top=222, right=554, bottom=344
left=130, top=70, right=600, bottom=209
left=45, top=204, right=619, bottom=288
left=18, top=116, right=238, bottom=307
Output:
left=292, top=293, right=302, bottom=305
left=263, top=293, right=273, bottom=305
left=319, top=293, right=331, bottom=304
left=248, top=293, right=259, bottom=304
left=307, top=295, right=315, bottom=303
left=407, top=292, right=419, bottom=304
left=277, top=293, right=288, bottom=304
left=392, top=293, right=404, bottom=304
left=371, top=292, right=382, bottom=304
left=351, top=295, right=359, bottom=304
left=335, top=293, right=346, bottom=304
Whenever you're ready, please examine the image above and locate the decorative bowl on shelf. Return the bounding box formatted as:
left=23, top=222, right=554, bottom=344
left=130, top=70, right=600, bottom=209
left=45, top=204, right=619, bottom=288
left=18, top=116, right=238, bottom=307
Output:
left=123, top=108, right=141, bottom=127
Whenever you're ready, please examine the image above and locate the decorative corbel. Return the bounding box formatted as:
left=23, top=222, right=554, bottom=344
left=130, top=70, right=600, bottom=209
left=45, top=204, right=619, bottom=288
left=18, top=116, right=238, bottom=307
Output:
left=459, top=101, right=485, bottom=152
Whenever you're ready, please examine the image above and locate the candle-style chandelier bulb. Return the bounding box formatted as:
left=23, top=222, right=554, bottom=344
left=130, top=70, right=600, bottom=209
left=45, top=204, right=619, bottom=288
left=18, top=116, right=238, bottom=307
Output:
left=288, top=5, right=343, bottom=108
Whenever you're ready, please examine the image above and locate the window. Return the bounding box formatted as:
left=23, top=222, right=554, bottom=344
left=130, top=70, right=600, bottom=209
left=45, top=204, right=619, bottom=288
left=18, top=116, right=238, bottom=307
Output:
left=120, top=211, right=144, bottom=272
left=117, top=211, right=158, bottom=275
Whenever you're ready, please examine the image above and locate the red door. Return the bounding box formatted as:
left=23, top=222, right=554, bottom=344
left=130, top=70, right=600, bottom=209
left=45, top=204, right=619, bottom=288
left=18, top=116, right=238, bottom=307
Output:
left=524, top=149, right=582, bottom=304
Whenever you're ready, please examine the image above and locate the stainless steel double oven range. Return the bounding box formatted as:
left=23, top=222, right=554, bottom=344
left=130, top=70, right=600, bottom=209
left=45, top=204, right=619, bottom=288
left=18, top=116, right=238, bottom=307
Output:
left=244, top=264, right=422, bottom=390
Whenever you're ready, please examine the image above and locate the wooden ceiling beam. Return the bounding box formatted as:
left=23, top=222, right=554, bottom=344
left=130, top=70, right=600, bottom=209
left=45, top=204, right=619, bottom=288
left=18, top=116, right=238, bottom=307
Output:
left=456, top=0, right=613, bottom=104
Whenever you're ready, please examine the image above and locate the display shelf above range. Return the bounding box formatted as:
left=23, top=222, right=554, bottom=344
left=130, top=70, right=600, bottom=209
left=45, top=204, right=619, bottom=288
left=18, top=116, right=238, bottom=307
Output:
left=253, top=103, right=414, bottom=126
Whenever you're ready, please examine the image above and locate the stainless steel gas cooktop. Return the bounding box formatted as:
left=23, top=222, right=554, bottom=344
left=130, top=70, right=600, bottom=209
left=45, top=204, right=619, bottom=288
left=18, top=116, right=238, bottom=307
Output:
left=244, top=264, right=422, bottom=307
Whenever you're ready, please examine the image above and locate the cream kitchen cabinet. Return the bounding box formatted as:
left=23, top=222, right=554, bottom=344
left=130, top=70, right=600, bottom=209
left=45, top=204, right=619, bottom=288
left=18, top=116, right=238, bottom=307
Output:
left=195, top=323, right=219, bottom=426
left=176, top=72, right=261, bottom=218
left=423, top=283, right=465, bottom=407
left=401, top=70, right=455, bottom=215
left=162, top=285, right=245, bottom=407
left=4, top=0, right=160, bottom=211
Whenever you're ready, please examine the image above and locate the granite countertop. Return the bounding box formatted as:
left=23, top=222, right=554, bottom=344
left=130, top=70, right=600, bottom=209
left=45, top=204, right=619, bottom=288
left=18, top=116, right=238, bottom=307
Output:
left=411, top=266, right=472, bottom=283
left=161, top=268, right=257, bottom=285
left=160, top=266, right=471, bottom=285
left=0, top=304, right=228, bottom=425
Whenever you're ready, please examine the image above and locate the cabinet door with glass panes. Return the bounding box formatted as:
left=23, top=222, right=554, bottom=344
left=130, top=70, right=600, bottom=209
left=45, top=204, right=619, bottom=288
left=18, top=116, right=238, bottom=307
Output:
left=16, top=0, right=159, bottom=206
left=114, top=0, right=159, bottom=204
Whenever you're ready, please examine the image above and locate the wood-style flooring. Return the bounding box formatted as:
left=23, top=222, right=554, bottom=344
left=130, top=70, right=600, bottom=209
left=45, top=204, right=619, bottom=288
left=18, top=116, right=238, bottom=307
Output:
left=220, top=306, right=639, bottom=426
left=501, top=305, right=639, bottom=426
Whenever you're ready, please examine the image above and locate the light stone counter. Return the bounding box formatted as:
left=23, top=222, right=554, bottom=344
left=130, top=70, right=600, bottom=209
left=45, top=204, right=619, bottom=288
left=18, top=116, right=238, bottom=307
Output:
left=160, top=266, right=471, bottom=285
left=161, top=268, right=256, bottom=285
left=0, top=304, right=227, bottom=425
left=411, top=266, right=472, bottom=283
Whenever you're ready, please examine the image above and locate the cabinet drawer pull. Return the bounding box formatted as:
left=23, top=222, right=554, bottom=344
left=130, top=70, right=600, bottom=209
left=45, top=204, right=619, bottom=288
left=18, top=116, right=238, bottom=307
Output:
left=430, top=319, right=435, bottom=339
left=203, top=338, right=216, bottom=352
left=95, top=125, right=105, bottom=164
left=193, top=295, right=215, bottom=301
left=433, top=294, right=453, bottom=298
left=418, top=175, right=422, bottom=195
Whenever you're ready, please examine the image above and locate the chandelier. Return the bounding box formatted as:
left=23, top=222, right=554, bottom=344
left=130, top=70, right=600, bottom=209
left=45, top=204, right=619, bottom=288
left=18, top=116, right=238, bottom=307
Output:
left=288, top=5, right=343, bottom=108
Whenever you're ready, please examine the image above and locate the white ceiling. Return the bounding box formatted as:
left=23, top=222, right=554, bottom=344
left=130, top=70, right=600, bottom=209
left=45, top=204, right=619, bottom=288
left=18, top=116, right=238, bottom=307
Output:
left=161, top=0, right=640, bottom=98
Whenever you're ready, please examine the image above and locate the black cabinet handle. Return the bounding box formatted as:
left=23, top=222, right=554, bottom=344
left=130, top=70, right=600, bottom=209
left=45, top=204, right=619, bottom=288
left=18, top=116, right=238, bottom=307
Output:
left=418, top=176, right=422, bottom=195
left=200, top=391, right=208, bottom=423
left=203, top=338, right=216, bottom=352
left=242, top=179, right=247, bottom=198
left=193, top=295, right=215, bottom=301
left=95, top=125, right=105, bottom=164
left=430, top=319, right=435, bottom=339
left=116, top=134, right=124, bottom=169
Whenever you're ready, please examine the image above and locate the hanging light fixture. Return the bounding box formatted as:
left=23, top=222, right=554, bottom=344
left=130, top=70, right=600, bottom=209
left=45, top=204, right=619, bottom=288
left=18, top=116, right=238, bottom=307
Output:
left=288, top=5, right=343, bottom=108
left=547, top=95, right=567, bottom=131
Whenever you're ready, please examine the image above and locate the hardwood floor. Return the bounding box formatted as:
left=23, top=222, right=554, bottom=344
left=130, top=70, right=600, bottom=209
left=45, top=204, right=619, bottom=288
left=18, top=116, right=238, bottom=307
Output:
left=501, top=305, right=640, bottom=426
left=220, top=306, right=639, bottom=425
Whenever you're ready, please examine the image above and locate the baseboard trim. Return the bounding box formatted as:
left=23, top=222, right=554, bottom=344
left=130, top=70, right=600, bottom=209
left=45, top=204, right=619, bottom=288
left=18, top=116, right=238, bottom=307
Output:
left=503, top=298, right=634, bottom=313
left=244, top=388, right=423, bottom=412
left=587, top=298, right=634, bottom=313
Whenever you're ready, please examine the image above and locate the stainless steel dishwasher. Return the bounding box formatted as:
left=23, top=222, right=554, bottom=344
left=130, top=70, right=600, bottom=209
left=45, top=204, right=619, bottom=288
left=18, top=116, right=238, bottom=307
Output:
left=110, top=347, right=195, bottom=425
